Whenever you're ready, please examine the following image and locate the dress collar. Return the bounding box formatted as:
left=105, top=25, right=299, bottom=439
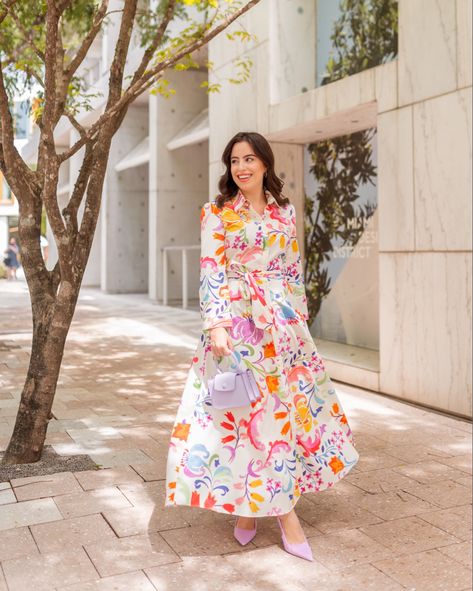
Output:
left=233, top=189, right=280, bottom=212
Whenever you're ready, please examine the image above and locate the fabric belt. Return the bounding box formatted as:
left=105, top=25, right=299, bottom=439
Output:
left=226, top=263, right=284, bottom=331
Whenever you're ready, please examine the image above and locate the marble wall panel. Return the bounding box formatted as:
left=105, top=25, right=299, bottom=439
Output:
left=208, top=42, right=270, bottom=165
left=456, top=0, right=472, bottom=88
left=413, top=88, right=472, bottom=251
left=270, top=0, right=316, bottom=103
left=398, top=0, right=457, bottom=105
left=379, top=252, right=472, bottom=417
left=268, top=67, right=378, bottom=142
left=208, top=0, right=270, bottom=73
left=378, top=106, right=415, bottom=252
left=375, top=60, right=398, bottom=114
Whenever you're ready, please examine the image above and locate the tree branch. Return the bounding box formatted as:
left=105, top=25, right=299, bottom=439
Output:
left=59, top=0, right=262, bottom=164
left=129, top=0, right=177, bottom=87
left=62, top=138, right=95, bottom=238
left=0, top=61, right=40, bottom=198
left=9, top=8, right=45, bottom=62
left=0, top=0, right=18, bottom=24
left=106, top=0, right=138, bottom=108
left=64, top=110, right=87, bottom=140
left=64, top=0, right=109, bottom=82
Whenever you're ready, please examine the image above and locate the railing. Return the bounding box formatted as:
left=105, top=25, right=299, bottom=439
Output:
left=162, top=244, right=200, bottom=309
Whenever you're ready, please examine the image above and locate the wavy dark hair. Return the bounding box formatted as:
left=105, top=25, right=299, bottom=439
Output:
left=216, top=131, right=289, bottom=209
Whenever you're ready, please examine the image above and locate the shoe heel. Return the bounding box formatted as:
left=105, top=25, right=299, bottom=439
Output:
left=276, top=516, right=314, bottom=562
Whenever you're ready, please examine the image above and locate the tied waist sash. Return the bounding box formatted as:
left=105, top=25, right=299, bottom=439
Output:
left=226, top=263, right=286, bottom=331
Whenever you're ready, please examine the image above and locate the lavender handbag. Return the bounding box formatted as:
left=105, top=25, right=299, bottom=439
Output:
left=204, top=354, right=261, bottom=410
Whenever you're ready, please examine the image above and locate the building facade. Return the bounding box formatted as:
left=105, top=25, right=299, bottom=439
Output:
left=21, top=0, right=472, bottom=418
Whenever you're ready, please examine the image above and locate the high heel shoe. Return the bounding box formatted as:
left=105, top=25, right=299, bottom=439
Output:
left=276, top=516, right=314, bottom=561
left=233, top=517, right=257, bottom=545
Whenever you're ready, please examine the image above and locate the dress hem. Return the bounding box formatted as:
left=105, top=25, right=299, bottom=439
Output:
left=163, top=459, right=358, bottom=518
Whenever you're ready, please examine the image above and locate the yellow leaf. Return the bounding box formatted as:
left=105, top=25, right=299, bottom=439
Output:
left=249, top=479, right=262, bottom=488
left=279, top=235, right=286, bottom=249
left=250, top=492, right=264, bottom=502
left=268, top=234, right=277, bottom=246
left=292, top=239, right=299, bottom=252
left=249, top=501, right=260, bottom=513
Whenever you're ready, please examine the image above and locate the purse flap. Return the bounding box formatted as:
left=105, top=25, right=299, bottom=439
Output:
left=213, top=371, right=237, bottom=391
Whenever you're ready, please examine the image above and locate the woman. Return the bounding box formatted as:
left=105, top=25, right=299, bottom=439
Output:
left=3, top=237, right=20, bottom=280
left=165, top=131, right=359, bottom=561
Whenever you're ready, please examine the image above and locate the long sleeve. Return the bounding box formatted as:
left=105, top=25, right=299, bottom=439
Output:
left=284, top=204, right=309, bottom=321
left=199, top=201, right=233, bottom=331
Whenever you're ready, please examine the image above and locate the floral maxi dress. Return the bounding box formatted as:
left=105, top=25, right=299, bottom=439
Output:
left=165, top=190, right=359, bottom=517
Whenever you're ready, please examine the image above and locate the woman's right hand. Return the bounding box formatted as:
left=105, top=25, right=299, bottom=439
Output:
left=210, top=327, right=234, bottom=357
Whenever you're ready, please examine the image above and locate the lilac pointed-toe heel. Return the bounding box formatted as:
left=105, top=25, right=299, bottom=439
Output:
left=234, top=517, right=257, bottom=545
left=276, top=516, right=314, bottom=561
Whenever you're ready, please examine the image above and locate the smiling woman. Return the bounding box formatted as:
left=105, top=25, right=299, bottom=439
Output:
left=165, top=131, right=359, bottom=561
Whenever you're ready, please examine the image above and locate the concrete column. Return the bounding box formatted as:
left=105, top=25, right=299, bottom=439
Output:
left=101, top=105, right=149, bottom=293
left=149, top=69, right=208, bottom=303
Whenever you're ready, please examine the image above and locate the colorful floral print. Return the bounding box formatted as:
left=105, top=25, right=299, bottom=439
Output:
left=165, top=190, right=359, bottom=517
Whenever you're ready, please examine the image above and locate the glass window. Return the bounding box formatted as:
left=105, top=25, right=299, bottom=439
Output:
left=304, top=128, right=379, bottom=350
left=316, top=0, right=398, bottom=87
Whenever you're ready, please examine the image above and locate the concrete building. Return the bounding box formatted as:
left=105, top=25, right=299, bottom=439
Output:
left=21, top=0, right=472, bottom=419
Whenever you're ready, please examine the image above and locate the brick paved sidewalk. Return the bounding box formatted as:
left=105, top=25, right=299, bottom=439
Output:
left=0, top=279, right=471, bottom=591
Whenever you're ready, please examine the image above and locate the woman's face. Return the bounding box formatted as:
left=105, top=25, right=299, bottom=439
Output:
left=230, top=141, right=267, bottom=194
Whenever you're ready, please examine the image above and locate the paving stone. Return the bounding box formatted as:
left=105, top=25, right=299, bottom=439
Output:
left=307, top=528, right=394, bottom=571
left=417, top=505, right=473, bottom=542
left=74, top=467, right=144, bottom=490
left=2, top=547, right=97, bottom=591
left=347, top=467, right=420, bottom=494
left=391, top=459, right=462, bottom=484
left=53, top=487, right=132, bottom=519
left=0, top=526, right=39, bottom=561
left=0, top=497, right=63, bottom=531
left=0, top=485, right=16, bottom=505
left=221, top=545, right=329, bottom=590
left=11, top=471, right=82, bottom=501
left=160, top=522, right=258, bottom=557
left=373, top=548, right=472, bottom=591
left=300, top=563, right=404, bottom=591
left=117, top=481, right=164, bottom=506
left=360, top=515, right=459, bottom=555
left=436, top=453, right=473, bottom=474
left=89, top=449, right=154, bottom=468
left=130, top=460, right=166, bottom=482
left=454, top=475, right=473, bottom=488
left=85, top=533, right=180, bottom=577
left=57, top=571, right=156, bottom=591
left=402, top=479, right=472, bottom=509
left=30, top=513, right=116, bottom=553
left=383, top=444, right=453, bottom=463
left=347, top=450, right=404, bottom=473
left=437, top=540, right=472, bottom=570
left=357, top=490, right=439, bottom=521
left=295, top=491, right=383, bottom=533
left=102, top=503, right=189, bottom=537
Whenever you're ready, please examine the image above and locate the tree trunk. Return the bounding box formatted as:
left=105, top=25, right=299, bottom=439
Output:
left=2, top=284, right=78, bottom=464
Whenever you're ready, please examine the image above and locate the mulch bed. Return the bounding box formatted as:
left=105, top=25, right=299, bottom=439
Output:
left=0, top=445, right=99, bottom=482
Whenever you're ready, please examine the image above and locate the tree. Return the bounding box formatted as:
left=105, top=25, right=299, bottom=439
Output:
left=304, top=0, right=397, bottom=321
left=0, top=0, right=261, bottom=464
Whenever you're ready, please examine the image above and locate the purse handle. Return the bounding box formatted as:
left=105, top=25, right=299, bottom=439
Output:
left=215, top=350, right=241, bottom=373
